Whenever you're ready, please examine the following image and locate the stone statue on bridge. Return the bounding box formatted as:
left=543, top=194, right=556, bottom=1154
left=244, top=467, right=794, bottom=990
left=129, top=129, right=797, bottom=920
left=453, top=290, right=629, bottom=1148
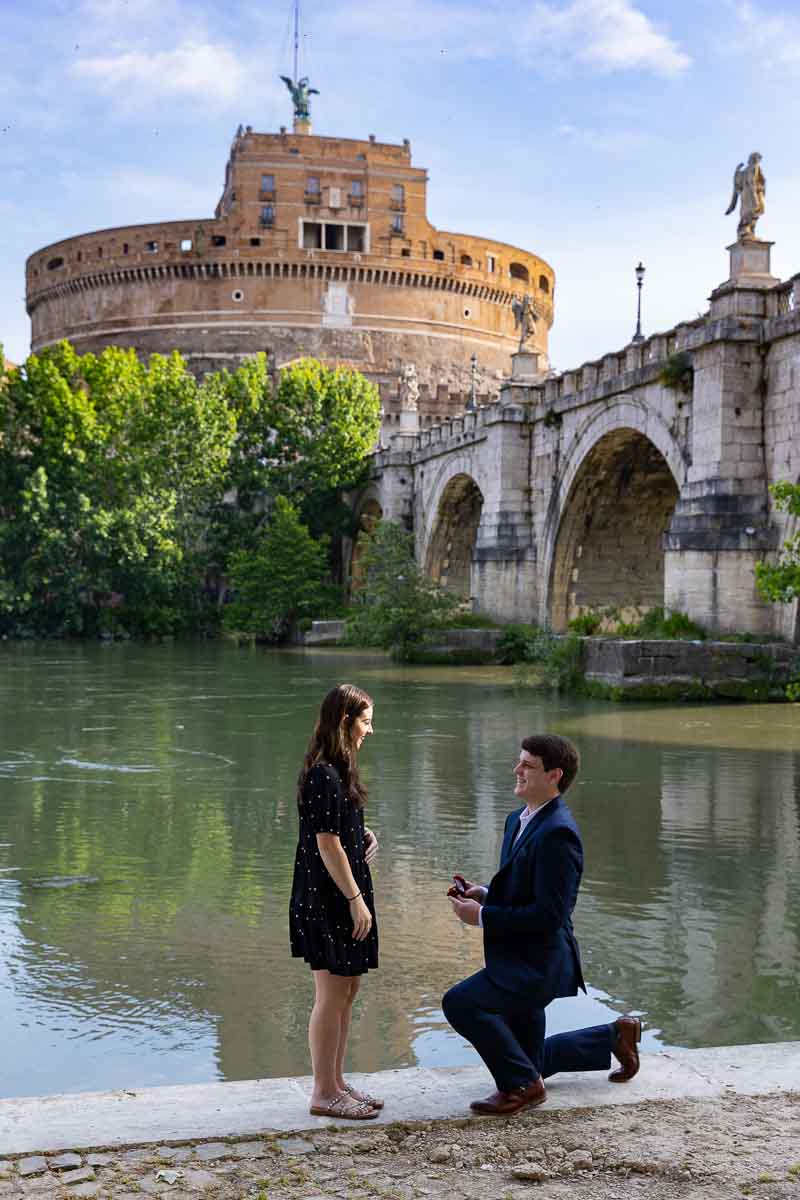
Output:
left=725, top=152, right=766, bottom=241
left=280, top=75, right=319, bottom=121
left=399, top=362, right=419, bottom=411
left=512, top=294, right=538, bottom=352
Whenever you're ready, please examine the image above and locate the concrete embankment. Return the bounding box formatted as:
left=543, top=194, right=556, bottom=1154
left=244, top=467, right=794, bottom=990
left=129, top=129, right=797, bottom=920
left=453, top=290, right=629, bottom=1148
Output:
left=0, top=1043, right=797, bottom=1200
left=1, top=1042, right=798, bottom=1154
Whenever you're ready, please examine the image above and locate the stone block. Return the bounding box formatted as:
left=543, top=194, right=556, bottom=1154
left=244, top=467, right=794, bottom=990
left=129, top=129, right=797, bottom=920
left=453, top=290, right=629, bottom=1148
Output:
left=17, top=1161, right=46, bottom=1179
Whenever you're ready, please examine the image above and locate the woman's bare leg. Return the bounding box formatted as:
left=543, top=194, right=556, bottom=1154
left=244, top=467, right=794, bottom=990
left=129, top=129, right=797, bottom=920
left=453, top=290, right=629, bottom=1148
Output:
left=309, top=970, right=353, bottom=1106
left=334, top=977, right=360, bottom=1091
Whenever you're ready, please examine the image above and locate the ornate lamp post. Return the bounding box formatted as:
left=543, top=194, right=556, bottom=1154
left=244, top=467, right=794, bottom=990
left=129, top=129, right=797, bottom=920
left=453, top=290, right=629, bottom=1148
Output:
left=632, top=261, right=645, bottom=343
left=466, top=352, right=478, bottom=411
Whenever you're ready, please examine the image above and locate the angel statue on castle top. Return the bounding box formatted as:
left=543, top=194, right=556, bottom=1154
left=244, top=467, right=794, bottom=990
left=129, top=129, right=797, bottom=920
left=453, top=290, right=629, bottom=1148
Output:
left=280, top=75, right=319, bottom=121
left=725, top=152, right=766, bottom=241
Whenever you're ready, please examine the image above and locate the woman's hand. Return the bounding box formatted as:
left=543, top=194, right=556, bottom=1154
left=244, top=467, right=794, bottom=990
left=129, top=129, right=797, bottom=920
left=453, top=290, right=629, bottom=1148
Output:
left=349, top=894, right=373, bottom=941
left=364, top=826, right=379, bottom=865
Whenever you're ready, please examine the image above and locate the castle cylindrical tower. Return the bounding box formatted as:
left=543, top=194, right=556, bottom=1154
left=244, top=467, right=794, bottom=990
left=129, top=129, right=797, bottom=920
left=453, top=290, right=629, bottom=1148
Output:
left=26, top=126, right=554, bottom=427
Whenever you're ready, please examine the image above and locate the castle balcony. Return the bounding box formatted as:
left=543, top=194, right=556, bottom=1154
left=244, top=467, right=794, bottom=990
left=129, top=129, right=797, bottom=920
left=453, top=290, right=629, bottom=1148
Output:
left=304, top=192, right=321, bottom=205
left=390, top=199, right=406, bottom=212
left=259, top=189, right=276, bottom=202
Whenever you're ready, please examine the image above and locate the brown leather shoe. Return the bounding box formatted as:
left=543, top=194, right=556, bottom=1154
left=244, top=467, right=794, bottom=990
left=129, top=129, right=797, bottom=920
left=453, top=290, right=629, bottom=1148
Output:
left=470, top=1076, right=546, bottom=1116
left=609, top=1016, right=641, bottom=1082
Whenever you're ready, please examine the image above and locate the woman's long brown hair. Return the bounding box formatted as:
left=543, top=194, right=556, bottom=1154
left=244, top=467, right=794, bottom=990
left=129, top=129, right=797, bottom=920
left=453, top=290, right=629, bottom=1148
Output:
left=297, top=683, right=373, bottom=810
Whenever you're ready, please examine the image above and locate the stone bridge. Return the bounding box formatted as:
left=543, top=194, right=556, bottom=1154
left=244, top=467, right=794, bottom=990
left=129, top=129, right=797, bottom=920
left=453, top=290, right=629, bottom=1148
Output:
left=354, top=244, right=800, bottom=638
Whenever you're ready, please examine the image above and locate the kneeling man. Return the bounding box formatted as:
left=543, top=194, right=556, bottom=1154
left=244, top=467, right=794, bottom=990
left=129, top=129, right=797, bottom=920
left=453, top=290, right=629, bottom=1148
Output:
left=443, top=733, right=640, bottom=1116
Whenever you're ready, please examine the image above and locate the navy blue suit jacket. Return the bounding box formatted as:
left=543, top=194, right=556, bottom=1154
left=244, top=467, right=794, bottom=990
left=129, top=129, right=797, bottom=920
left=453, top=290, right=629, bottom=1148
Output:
left=481, top=796, right=586, bottom=1003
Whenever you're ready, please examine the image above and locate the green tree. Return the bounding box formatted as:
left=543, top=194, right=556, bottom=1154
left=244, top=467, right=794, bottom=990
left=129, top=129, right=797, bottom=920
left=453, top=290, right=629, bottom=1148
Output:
left=223, top=496, right=331, bottom=640
left=0, top=342, right=236, bottom=635
left=756, top=482, right=800, bottom=603
left=205, top=355, right=381, bottom=575
left=345, top=520, right=459, bottom=659
left=267, top=358, right=381, bottom=541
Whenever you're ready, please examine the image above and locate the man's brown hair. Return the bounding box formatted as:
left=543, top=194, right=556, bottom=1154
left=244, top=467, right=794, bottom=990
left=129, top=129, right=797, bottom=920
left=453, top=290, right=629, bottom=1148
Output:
left=520, top=734, right=580, bottom=794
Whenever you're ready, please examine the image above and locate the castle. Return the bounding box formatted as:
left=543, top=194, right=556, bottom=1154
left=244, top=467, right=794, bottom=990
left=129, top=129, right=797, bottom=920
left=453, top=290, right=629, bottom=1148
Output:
left=25, top=112, right=552, bottom=431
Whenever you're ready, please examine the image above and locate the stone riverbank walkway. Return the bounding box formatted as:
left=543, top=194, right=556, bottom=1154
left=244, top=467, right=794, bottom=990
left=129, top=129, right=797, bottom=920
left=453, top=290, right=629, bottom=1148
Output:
left=0, top=1043, right=797, bottom=1199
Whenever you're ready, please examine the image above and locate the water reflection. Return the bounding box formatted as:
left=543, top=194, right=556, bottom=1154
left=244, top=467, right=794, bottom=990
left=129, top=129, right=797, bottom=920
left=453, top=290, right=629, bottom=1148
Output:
left=0, top=643, right=798, bottom=1099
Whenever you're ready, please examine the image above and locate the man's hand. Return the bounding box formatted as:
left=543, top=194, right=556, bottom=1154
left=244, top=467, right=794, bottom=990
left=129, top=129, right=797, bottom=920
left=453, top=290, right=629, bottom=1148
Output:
left=364, top=826, right=379, bottom=866
left=449, top=896, right=482, bottom=927
left=464, top=882, right=488, bottom=902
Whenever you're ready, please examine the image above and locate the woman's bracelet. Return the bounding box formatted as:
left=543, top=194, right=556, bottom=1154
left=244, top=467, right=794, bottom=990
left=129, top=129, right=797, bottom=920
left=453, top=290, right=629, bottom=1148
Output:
left=346, top=890, right=361, bottom=902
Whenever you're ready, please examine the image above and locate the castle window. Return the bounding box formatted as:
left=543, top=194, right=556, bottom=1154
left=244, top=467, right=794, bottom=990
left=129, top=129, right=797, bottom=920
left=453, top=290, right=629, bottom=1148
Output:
left=305, top=176, right=321, bottom=201
left=47, top=256, right=64, bottom=270
left=460, top=254, right=473, bottom=267
left=487, top=254, right=496, bottom=273
left=391, top=215, right=405, bottom=236
left=539, top=274, right=550, bottom=293
left=145, top=240, right=158, bottom=253
left=250, top=236, right=262, bottom=246
left=123, top=243, right=129, bottom=255
left=180, top=238, right=193, bottom=252
left=302, top=221, right=322, bottom=249
left=401, top=247, right=411, bottom=257
left=391, top=183, right=405, bottom=210
left=261, top=174, right=275, bottom=194
left=433, top=248, right=445, bottom=261
left=510, top=262, right=529, bottom=282
left=351, top=179, right=363, bottom=196
left=76, top=251, right=82, bottom=262
left=98, top=246, right=103, bottom=257
left=261, top=205, right=274, bottom=227
left=324, top=223, right=344, bottom=250
left=212, top=235, right=227, bottom=247
left=301, top=220, right=367, bottom=252
left=347, top=225, right=365, bottom=252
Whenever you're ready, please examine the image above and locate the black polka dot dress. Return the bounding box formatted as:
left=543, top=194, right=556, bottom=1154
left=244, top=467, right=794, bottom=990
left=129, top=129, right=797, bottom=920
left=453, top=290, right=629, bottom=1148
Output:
left=290, top=762, right=378, bottom=976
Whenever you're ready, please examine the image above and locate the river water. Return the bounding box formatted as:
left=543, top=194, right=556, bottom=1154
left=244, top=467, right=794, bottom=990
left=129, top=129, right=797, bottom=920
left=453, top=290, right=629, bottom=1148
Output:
left=0, top=642, right=798, bottom=1099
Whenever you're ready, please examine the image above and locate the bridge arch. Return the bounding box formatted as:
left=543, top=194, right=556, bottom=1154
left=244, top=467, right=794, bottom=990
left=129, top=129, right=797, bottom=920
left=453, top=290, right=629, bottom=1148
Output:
left=424, top=471, right=484, bottom=600
left=544, top=401, right=686, bottom=630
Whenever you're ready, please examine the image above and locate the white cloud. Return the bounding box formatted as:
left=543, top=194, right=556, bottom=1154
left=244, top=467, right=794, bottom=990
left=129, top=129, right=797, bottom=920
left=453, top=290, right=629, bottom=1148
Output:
left=323, top=0, right=689, bottom=77
left=527, top=0, right=690, bottom=76
left=74, top=40, right=248, bottom=106
left=729, top=2, right=800, bottom=67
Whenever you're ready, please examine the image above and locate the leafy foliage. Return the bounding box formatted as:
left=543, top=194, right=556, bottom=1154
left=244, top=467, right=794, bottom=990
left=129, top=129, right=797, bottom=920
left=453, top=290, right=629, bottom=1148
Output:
left=265, top=358, right=381, bottom=541
left=756, top=481, right=800, bottom=603
left=658, top=351, right=693, bottom=393
left=223, top=497, right=333, bottom=640
left=0, top=342, right=236, bottom=636
left=0, top=345, right=379, bottom=638
left=510, top=628, right=584, bottom=691
left=568, top=610, right=602, bottom=635
left=344, top=520, right=459, bottom=659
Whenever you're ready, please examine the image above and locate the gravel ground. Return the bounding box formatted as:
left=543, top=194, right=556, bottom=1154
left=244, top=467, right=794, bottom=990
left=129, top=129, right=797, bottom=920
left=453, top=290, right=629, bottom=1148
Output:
left=0, top=1091, right=798, bottom=1199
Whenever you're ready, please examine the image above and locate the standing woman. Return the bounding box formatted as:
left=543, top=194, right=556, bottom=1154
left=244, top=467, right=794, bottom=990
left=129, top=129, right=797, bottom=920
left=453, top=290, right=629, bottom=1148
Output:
left=290, top=684, right=382, bottom=1119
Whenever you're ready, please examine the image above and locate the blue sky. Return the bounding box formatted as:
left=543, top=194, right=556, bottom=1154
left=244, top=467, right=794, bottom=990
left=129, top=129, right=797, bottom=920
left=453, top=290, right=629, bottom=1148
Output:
left=2, top=0, right=799, bottom=372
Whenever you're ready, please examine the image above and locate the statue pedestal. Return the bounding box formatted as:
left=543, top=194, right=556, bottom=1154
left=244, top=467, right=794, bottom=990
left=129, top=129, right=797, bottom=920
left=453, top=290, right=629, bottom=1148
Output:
left=293, top=117, right=311, bottom=135
left=398, top=409, right=419, bottom=433
left=710, top=239, right=779, bottom=319
left=510, top=350, right=547, bottom=382
left=726, top=239, right=777, bottom=287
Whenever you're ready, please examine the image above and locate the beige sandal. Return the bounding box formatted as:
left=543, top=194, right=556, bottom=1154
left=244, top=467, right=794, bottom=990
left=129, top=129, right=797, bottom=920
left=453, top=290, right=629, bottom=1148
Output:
left=309, top=1091, right=379, bottom=1120
left=343, top=1082, right=384, bottom=1110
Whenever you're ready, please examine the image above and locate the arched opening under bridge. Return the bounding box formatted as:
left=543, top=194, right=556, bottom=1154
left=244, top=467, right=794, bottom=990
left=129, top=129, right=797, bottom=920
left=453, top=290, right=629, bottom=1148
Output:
left=425, top=474, right=484, bottom=600
left=549, top=429, right=680, bottom=631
